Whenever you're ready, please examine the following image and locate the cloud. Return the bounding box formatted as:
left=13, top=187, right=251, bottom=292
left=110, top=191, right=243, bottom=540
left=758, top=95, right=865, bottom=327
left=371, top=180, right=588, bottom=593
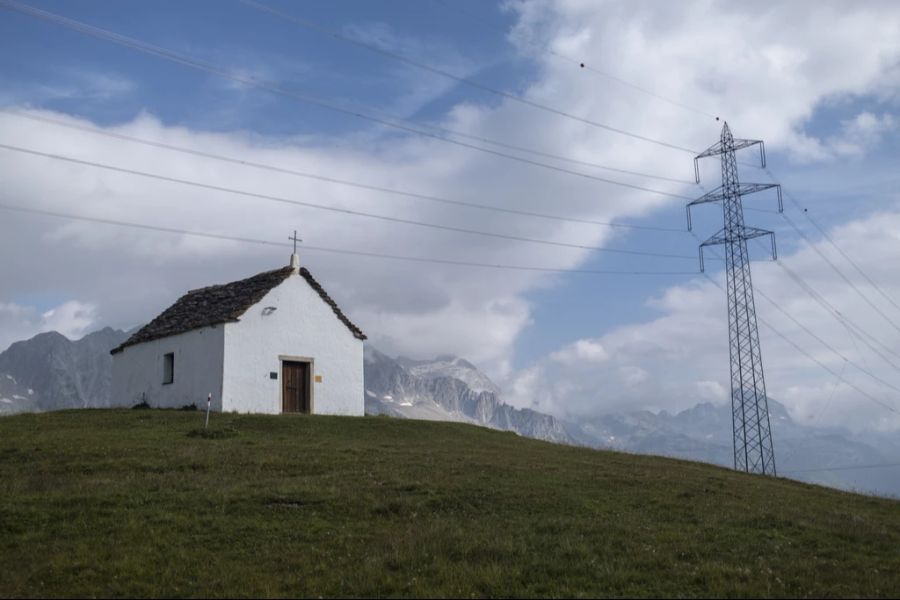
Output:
left=551, top=339, right=608, bottom=364
left=0, top=300, right=97, bottom=352
left=0, top=67, right=135, bottom=106
left=827, top=111, right=897, bottom=158
left=503, top=210, right=900, bottom=433
left=65, top=69, right=136, bottom=101
left=341, top=20, right=496, bottom=119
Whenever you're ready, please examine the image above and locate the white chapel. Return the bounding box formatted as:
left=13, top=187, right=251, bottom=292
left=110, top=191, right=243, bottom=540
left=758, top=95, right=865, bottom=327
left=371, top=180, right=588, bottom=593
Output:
left=110, top=252, right=366, bottom=415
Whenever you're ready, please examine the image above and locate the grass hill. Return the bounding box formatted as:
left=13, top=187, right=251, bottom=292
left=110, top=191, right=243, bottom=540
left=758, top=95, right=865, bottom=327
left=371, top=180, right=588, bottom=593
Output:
left=1, top=410, right=898, bottom=598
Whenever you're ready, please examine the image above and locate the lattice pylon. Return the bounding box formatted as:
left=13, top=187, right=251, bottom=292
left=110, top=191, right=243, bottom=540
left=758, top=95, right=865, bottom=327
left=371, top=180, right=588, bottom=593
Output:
left=687, top=122, right=783, bottom=475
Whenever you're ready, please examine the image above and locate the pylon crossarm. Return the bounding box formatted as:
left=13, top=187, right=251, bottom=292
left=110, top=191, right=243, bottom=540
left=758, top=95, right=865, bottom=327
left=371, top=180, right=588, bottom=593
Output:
left=696, top=138, right=763, bottom=160
left=686, top=185, right=725, bottom=229
left=741, top=226, right=775, bottom=242
left=694, top=138, right=764, bottom=183
left=692, top=182, right=780, bottom=205
left=727, top=227, right=778, bottom=261
left=689, top=185, right=725, bottom=207
left=700, top=228, right=728, bottom=247
left=698, top=228, right=727, bottom=271
left=734, top=182, right=782, bottom=213
left=738, top=182, right=778, bottom=198
left=685, top=194, right=720, bottom=230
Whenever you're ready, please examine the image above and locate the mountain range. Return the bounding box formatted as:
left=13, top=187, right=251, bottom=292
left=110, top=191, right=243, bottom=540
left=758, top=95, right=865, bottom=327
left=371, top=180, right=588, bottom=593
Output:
left=1, top=327, right=897, bottom=498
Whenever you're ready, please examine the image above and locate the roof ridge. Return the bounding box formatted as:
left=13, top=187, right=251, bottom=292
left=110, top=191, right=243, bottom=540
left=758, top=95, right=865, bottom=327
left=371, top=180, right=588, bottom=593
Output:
left=185, top=266, right=293, bottom=295
left=299, top=267, right=367, bottom=340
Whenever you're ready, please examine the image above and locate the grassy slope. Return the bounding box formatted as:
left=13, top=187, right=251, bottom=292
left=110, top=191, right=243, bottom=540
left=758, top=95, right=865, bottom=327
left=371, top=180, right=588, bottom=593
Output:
left=0, top=410, right=898, bottom=598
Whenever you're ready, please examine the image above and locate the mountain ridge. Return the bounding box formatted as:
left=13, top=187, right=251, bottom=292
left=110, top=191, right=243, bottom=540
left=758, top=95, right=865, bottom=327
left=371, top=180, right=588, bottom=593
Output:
left=364, top=347, right=571, bottom=443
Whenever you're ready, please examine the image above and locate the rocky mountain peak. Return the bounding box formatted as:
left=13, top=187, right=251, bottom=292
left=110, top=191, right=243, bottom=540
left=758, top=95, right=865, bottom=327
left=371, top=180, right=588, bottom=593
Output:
left=0, top=327, right=128, bottom=413
left=365, top=346, right=570, bottom=444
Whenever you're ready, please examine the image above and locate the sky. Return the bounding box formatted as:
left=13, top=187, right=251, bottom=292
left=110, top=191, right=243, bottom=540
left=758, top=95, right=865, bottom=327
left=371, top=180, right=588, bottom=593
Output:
left=1, top=0, right=900, bottom=433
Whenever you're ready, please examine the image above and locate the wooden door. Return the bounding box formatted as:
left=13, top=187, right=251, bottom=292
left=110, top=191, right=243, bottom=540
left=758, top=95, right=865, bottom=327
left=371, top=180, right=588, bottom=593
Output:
left=282, top=361, right=310, bottom=413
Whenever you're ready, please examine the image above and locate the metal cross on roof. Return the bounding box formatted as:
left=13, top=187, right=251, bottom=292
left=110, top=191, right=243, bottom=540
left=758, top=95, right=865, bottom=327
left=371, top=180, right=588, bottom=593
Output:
left=289, top=230, right=302, bottom=254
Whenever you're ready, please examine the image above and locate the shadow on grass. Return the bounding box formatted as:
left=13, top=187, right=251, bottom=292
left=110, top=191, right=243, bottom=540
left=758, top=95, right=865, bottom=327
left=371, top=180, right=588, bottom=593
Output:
left=186, top=427, right=239, bottom=439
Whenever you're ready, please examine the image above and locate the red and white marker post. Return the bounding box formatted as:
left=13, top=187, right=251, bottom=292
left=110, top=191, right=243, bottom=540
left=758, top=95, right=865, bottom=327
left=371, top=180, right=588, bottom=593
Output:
left=205, top=393, right=211, bottom=428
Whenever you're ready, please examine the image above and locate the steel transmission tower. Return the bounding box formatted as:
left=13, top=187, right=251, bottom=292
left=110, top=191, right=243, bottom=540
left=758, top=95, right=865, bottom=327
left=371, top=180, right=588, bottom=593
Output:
left=687, top=122, right=784, bottom=475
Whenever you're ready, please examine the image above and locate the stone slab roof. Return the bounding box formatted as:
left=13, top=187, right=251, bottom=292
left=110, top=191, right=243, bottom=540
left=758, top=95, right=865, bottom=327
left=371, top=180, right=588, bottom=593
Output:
left=110, top=265, right=365, bottom=354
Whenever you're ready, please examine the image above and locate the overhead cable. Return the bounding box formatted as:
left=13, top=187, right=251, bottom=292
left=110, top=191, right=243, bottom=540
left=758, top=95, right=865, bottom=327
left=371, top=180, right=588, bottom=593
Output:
left=0, top=0, right=696, bottom=200
left=0, top=142, right=708, bottom=261
left=241, top=0, right=700, bottom=154
left=430, top=0, right=720, bottom=120
left=2, top=110, right=688, bottom=234
left=0, top=202, right=697, bottom=277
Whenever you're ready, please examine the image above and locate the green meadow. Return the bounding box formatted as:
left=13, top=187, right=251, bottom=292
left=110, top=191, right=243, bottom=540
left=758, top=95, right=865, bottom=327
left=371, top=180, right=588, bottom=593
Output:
left=1, top=409, right=898, bottom=597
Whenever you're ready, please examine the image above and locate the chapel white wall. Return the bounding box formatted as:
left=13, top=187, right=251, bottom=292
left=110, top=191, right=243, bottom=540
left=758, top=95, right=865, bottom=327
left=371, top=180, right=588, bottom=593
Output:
left=222, top=273, right=364, bottom=416
left=110, top=326, right=225, bottom=410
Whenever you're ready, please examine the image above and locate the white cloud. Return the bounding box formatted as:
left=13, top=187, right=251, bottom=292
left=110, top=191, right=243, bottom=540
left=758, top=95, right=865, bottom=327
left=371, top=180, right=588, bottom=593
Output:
left=0, top=67, right=135, bottom=106
left=0, top=300, right=97, bottom=352
left=504, top=210, right=900, bottom=433
left=551, top=339, right=608, bottom=364
left=340, top=20, right=500, bottom=119
left=828, top=111, right=897, bottom=158
left=695, top=380, right=727, bottom=403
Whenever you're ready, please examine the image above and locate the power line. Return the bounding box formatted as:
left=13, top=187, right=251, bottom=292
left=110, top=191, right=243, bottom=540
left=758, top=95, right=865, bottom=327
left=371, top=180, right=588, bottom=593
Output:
left=804, top=212, right=900, bottom=314
left=777, top=209, right=900, bottom=337
left=760, top=341, right=899, bottom=430
left=734, top=167, right=900, bottom=386
left=695, top=228, right=900, bottom=412
left=0, top=0, right=696, bottom=201
left=753, top=284, right=900, bottom=396
left=701, top=271, right=899, bottom=417
left=431, top=0, right=774, bottom=177
left=766, top=165, right=900, bottom=316
left=392, top=113, right=696, bottom=185
left=0, top=142, right=710, bottom=262
left=782, top=462, right=900, bottom=475
left=776, top=358, right=848, bottom=469
left=0, top=202, right=696, bottom=277
left=430, top=0, right=719, bottom=120
left=241, top=0, right=701, bottom=154
left=755, top=167, right=900, bottom=336
left=2, top=109, right=688, bottom=234
left=730, top=162, right=900, bottom=374
left=756, top=243, right=900, bottom=367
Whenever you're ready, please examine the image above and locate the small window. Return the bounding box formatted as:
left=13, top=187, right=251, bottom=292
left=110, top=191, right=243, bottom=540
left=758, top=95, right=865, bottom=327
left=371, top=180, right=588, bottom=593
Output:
left=163, top=353, right=174, bottom=384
